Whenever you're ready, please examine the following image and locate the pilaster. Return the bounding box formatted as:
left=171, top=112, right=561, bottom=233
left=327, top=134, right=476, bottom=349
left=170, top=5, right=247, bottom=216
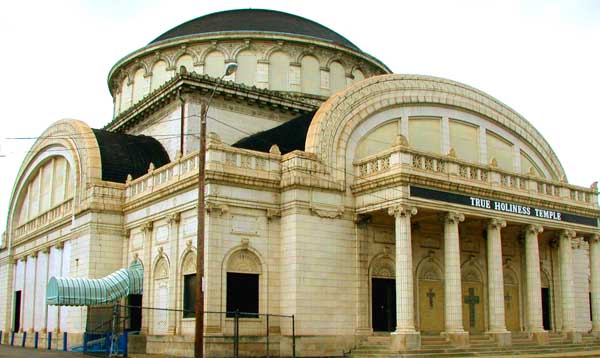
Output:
left=141, top=221, right=153, bottom=335
left=167, top=213, right=180, bottom=335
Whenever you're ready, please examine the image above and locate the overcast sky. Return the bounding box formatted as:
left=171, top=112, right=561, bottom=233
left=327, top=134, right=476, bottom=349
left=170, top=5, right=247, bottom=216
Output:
left=1, top=0, right=599, bottom=235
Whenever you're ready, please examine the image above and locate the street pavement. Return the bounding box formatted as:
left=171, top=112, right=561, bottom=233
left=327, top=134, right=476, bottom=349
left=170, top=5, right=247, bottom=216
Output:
left=0, top=345, right=95, bottom=357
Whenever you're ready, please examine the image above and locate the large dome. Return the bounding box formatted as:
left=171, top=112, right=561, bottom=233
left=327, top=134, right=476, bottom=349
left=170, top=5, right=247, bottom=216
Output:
left=149, top=9, right=361, bottom=51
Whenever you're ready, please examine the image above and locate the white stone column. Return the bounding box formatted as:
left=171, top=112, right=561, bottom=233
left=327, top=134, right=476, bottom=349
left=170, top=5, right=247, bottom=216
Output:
left=388, top=205, right=420, bottom=349
left=559, top=230, right=576, bottom=332
left=524, top=225, right=547, bottom=343
left=443, top=212, right=468, bottom=346
left=589, top=235, right=600, bottom=337
left=486, top=218, right=511, bottom=345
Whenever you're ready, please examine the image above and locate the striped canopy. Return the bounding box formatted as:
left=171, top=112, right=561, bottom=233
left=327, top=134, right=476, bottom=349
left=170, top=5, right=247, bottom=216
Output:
left=46, top=260, right=143, bottom=306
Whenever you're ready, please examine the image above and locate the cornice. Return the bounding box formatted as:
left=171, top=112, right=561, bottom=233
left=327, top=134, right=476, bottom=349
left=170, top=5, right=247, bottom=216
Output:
left=351, top=170, right=600, bottom=219
left=104, top=72, right=319, bottom=132
left=107, top=32, right=391, bottom=88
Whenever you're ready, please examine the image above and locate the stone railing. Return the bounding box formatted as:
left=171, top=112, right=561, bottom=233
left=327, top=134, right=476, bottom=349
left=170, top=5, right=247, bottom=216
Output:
left=125, top=144, right=281, bottom=201
left=354, top=147, right=597, bottom=206
left=14, top=198, right=73, bottom=240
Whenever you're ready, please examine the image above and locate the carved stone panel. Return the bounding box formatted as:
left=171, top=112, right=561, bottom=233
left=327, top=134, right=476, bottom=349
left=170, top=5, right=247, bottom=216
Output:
left=155, top=225, right=168, bottom=244
left=231, top=215, right=259, bottom=236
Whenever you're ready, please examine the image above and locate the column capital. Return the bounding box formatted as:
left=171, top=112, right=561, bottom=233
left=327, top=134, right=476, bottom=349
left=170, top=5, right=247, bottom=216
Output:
left=487, top=218, right=506, bottom=229
left=559, top=229, right=576, bottom=240
left=443, top=211, right=465, bottom=224
left=167, top=212, right=181, bottom=226
left=388, top=205, right=417, bottom=218
left=524, top=224, right=544, bottom=236
left=588, top=234, right=600, bottom=244
left=142, top=221, right=154, bottom=233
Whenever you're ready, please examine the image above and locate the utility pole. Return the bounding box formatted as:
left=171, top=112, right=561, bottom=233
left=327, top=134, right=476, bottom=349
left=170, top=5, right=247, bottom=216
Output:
left=195, top=63, right=238, bottom=358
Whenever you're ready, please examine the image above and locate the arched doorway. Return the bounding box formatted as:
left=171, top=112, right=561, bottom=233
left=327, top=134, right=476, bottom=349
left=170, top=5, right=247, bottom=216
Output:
left=503, top=268, right=520, bottom=331
left=370, top=256, right=396, bottom=332
left=417, top=258, right=444, bottom=333
left=462, top=264, right=484, bottom=333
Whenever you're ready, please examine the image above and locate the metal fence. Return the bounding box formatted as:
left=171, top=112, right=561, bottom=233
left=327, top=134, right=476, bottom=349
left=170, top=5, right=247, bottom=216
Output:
left=81, top=304, right=296, bottom=358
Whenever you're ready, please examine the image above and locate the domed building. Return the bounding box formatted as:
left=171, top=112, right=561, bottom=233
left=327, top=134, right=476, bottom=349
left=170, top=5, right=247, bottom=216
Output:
left=0, top=9, right=599, bottom=357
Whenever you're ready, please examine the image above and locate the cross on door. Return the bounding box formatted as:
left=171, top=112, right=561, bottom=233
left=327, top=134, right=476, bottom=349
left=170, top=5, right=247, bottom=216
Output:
left=464, top=288, right=480, bottom=328
left=426, top=288, right=435, bottom=308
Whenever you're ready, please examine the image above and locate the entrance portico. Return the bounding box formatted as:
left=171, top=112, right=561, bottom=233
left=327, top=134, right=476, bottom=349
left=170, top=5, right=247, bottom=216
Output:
left=356, top=190, right=599, bottom=349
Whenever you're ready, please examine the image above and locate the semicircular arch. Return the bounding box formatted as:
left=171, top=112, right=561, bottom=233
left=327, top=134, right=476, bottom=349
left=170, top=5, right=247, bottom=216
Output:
left=7, top=119, right=102, bottom=238
left=305, top=74, right=566, bottom=186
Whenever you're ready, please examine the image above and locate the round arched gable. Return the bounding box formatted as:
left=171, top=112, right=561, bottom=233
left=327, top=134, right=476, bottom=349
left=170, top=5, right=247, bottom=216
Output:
left=305, top=74, right=566, bottom=186
left=7, top=119, right=102, bottom=235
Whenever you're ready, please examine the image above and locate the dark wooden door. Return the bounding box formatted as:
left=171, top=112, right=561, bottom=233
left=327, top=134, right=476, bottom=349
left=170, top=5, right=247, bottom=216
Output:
left=13, top=291, right=21, bottom=332
left=128, top=294, right=142, bottom=331
left=541, top=288, right=551, bottom=330
left=372, top=278, right=396, bottom=332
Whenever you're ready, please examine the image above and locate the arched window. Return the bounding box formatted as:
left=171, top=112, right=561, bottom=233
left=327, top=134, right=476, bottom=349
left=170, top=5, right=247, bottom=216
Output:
left=226, top=250, right=261, bottom=317
left=150, top=61, right=170, bottom=92
left=269, top=51, right=289, bottom=91
left=301, top=55, right=320, bottom=95
left=16, top=156, right=74, bottom=226
left=175, top=54, right=194, bottom=73
left=352, top=68, right=365, bottom=83
left=329, top=61, right=346, bottom=94
left=119, top=76, right=132, bottom=112
left=205, top=51, right=225, bottom=78
left=235, top=50, right=257, bottom=86
left=131, top=68, right=148, bottom=104
left=181, top=252, right=196, bottom=318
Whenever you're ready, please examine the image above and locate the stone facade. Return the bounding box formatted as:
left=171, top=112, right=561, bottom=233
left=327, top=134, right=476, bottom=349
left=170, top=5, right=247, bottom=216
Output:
left=1, top=9, right=599, bottom=358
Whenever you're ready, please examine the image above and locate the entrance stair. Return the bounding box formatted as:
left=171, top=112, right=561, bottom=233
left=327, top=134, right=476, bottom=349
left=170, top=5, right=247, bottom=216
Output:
left=348, top=332, right=600, bottom=358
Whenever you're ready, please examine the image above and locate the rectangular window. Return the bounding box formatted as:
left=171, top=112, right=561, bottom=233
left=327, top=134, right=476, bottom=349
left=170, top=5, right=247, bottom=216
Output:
left=226, top=272, right=259, bottom=318
left=486, top=131, right=513, bottom=171
left=183, top=274, right=196, bottom=318
left=449, top=119, right=479, bottom=163
left=408, top=117, right=441, bottom=154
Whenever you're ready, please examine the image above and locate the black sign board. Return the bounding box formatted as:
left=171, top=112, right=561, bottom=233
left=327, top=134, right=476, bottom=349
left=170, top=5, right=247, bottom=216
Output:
left=410, top=186, right=598, bottom=227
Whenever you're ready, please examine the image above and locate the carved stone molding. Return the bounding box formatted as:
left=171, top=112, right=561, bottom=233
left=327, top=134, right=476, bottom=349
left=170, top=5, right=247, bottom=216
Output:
left=371, top=256, right=395, bottom=279
left=167, top=212, right=181, bottom=225
left=560, top=229, right=576, bottom=240
left=266, top=208, right=281, bottom=220
left=571, top=237, right=583, bottom=250
left=310, top=204, right=344, bottom=219
left=228, top=250, right=261, bottom=274
left=487, top=218, right=507, bottom=230
left=523, top=224, right=543, bottom=237
left=206, top=202, right=229, bottom=216
left=142, top=222, right=154, bottom=233
left=387, top=205, right=417, bottom=218
left=587, top=234, right=600, bottom=245
left=443, top=211, right=464, bottom=224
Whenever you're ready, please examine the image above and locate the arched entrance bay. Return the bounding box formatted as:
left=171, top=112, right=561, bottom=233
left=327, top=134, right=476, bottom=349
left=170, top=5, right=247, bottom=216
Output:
left=370, top=256, right=396, bottom=332
left=417, top=258, right=444, bottom=333
left=462, top=264, right=485, bottom=333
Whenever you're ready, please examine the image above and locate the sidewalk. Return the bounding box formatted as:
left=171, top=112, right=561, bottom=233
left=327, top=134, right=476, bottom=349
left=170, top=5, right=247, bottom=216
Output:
left=0, top=345, right=93, bottom=357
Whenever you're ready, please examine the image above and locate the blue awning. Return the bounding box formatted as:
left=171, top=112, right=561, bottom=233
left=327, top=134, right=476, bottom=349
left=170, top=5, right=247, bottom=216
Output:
left=46, top=260, right=143, bottom=306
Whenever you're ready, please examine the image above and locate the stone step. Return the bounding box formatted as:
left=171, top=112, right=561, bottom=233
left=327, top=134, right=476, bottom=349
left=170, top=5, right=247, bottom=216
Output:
left=350, top=343, right=600, bottom=358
